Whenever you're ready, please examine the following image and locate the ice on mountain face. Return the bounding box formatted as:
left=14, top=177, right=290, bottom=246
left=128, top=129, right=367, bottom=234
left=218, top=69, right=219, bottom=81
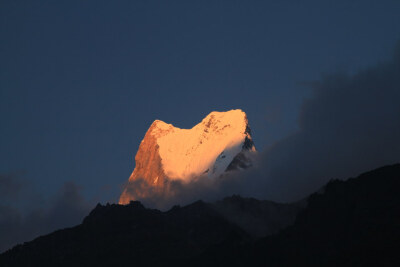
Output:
left=156, top=109, right=255, bottom=181
left=119, top=109, right=256, bottom=204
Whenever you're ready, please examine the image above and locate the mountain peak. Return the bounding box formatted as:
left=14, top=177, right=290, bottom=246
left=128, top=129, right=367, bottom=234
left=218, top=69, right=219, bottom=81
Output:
left=119, top=109, right=256, bottom=205
left=151, top=119, right=173, bottom=130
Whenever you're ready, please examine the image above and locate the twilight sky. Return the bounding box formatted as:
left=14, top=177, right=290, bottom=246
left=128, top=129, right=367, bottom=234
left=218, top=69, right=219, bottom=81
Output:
left=1, top=1, right=400, bottom=208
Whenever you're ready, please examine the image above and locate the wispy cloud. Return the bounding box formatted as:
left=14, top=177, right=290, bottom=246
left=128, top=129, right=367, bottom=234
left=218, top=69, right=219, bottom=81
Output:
left=0, top=175, right=92, bottom=253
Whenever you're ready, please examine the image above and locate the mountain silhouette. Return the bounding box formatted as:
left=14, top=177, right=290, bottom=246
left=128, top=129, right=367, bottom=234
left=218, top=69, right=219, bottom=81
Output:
left=1, top=164, right=399, bottom=266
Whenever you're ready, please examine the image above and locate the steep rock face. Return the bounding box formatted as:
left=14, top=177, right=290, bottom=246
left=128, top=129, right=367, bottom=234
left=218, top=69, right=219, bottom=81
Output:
left=119, top=109, right=256, bottom=204
left=119, top=122, right=169, bottom=204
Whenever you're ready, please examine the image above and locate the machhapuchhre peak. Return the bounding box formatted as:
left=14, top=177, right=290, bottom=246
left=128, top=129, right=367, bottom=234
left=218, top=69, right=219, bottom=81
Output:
left=119, top=109, right=256, bottom=204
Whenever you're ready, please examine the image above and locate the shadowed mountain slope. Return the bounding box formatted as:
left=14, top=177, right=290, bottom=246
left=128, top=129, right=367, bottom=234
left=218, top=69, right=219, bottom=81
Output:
left=194, top=163, right=400, bottom=266
left=0, top=196, right=300, bottom=266
left=1, top=164, right=399, bottom=266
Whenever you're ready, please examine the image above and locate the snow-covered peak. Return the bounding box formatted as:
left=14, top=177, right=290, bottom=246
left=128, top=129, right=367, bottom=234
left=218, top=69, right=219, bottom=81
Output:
left=151, top=109, right=254, bottom=181
left=119, top=109, right=256, bottom=205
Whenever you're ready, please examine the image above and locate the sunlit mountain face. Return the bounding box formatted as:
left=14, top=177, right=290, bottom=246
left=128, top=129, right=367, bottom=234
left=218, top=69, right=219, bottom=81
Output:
left=119, top=109, right=256, bottom=205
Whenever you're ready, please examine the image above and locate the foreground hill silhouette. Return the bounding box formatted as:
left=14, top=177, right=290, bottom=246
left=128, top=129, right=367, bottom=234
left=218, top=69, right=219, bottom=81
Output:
left=1, top=164, right=399, bottom=266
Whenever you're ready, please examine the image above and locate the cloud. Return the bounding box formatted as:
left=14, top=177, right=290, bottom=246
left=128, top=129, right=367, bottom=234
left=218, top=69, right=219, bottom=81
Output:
left=128, top=43, right=400, bottom=208
left=256, top=44, right=400, bottom=202
left=0, top=177, right=92, bottom=253
left=0, top=173, right=23, bottom=201
left=131, top=171, right=266, bottom=209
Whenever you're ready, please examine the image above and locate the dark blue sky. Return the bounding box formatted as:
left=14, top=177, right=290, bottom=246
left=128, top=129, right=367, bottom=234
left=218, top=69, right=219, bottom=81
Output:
left=1, top=0, right=400, bottom=203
